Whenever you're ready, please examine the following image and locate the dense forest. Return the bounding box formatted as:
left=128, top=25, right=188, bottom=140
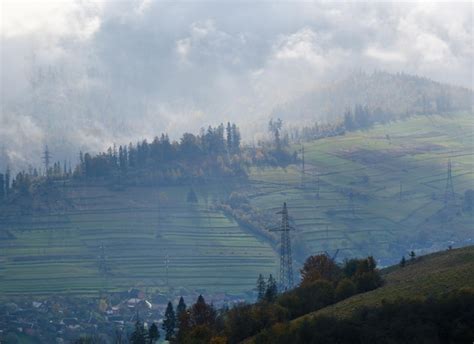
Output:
left=0, top=121, right=297, bottom=200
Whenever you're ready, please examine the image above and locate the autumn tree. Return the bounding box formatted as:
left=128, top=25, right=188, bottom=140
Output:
left=300, top=254, right=341, bottom=286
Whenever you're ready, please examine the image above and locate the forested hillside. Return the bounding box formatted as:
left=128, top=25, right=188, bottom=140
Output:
left=273, top=71, right=473, bottom=125
left=250, top=245, right=474, bottom=344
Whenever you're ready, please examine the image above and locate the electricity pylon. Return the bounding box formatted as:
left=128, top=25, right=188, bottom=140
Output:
left=444, top=159, right=455, bottom=205
left=269, top=202, right=295, bottom=291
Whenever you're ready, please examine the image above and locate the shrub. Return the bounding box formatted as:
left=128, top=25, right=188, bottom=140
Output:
left=335, top=278, right=357, bottom=301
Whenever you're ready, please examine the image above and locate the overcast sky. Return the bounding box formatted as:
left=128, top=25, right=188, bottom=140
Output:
left=1, top=0, right=472, bottom=169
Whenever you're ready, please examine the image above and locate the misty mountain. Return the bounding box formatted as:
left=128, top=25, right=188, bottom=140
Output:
left=271, top=71, right=473, bottom=125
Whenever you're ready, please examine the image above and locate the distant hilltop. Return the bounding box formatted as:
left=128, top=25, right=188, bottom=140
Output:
left=271, top=71, right=473, bottom=125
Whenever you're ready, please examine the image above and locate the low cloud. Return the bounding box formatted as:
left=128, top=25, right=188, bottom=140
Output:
left=0, top=1, right=472, bottom=171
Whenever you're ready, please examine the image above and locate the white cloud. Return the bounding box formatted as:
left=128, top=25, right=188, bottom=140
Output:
left=1, top=0, right=104, bottom=39
left=366, top=47, right=406, bottom=63
left=0, top=1, right=472, bottom=170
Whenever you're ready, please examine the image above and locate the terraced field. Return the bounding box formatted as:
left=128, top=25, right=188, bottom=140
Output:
left=0, top=185, right=277, bottom=295
left=0, top=112, right=472, bottom=296
left=247, top=112, right=474, bottom=265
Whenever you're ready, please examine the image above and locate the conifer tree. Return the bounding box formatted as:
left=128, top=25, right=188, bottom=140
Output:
left=226, top=122, right=232, bottom=152
left=0, top=173, right=4, bottom=200
left=176, top=296, right=187, bottom=325
left=5, top=168, right=10, bottom=197
left=264, top=274, right=278, bottom=302
left=130, top=319, right=147, bottom=344
left=256, top=274, right=266, bottom=301
left=148, top=322, right=160, bottom=343
left=162, top=301, right=176, bottom=340
left=400, top=256, right=406, bottom=267
left=231, top=123, right=241, bottom=153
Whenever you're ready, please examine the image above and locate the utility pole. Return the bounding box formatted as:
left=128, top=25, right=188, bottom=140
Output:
left=444, top=159, right=455, bottom=205
left=269, top=202, right=295, bottom=291
left=315, top=171, right=320, bottom=199
left=98, top=242, right=107, bottom=276
left=164, top=252, right=170, bottom=288
left=349, top=190, right=355, bottom=216
left=301, top=145, right=305, bottom=187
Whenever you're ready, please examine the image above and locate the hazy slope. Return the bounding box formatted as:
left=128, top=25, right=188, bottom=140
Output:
left=272, top=71, right=473, bottom=124
left=246, top=112, right=474, bottom=265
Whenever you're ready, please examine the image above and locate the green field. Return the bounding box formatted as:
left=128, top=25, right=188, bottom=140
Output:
left=0, top=112, right=472, bottom=296
left=246, top=112, right=473, bottom=263
left=0, top=185, right=277, bottom=295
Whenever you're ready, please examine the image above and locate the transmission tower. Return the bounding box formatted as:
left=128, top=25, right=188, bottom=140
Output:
left=399, top=181, right=403, bottom=201
left=42, top=145, right=52, bottom=177
left=98, top=242, right=107, bottom=276
left=349, top=190, right=355, bottom=216
left=444, top=159, right=455, bottom=205
left=269, top=202, right=295, bottom=291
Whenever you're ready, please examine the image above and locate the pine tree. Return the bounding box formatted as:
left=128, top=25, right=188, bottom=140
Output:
left=0, top=173, right=4, bottom=200
left=5, top=168, right=10, bottom=197
left=409, top=251, right=416, bottom=261
left=148, top=322, right=160, bottom=343
left=226, top=122, right=232, bottom=152
left=264, top=274, right=278, bottom=302
left=191, top=295, right=216, bottom=327
left=162, top=301, right=176, bottom=340
left=231, top=123, right=241, bottom=153
left=400, top=256, right=406, bottom=267
left=130, top=319, right=147, bottom=344
left=176, top=296, right=187, bottom=326
left=256, top=274, right=266, bottom=301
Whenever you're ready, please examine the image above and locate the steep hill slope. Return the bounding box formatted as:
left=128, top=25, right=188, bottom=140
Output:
left=298, top=245, right=474, bottom=322
left=245, top=245, right=474, bottom=344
